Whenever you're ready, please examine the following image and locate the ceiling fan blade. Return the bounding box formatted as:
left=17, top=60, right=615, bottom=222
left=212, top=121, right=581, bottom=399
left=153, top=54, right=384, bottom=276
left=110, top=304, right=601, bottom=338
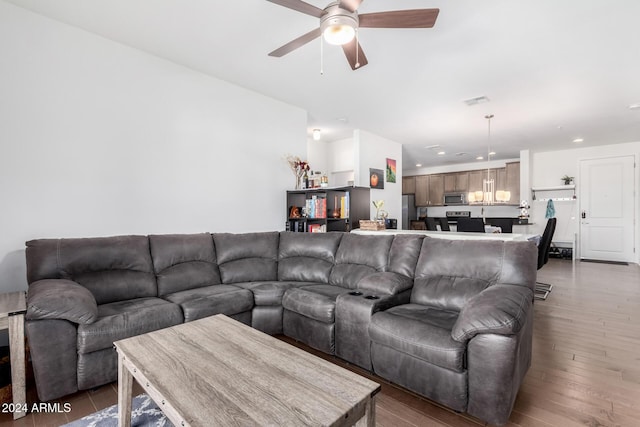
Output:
left=338, top=0, right=363, bottom=13
left=268, top=27, right=321, bottom=57
left=266, top=0, right=326, bottom=18
left=342, top=39, right=368, bottom=70
left=359, top=9, right=440, bottom=28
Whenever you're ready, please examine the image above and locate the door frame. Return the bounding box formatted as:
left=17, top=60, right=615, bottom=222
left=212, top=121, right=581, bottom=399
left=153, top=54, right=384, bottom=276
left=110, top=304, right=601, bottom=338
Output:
left=577, top=154, right=638, bottom=263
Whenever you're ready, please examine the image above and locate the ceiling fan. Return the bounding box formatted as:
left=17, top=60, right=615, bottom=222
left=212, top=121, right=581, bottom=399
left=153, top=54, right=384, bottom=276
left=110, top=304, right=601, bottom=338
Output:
left=267, top=0, right=439, bottom=70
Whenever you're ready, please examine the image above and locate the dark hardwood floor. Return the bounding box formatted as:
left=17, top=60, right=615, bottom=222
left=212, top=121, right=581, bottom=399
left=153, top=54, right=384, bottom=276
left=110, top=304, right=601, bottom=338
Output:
left=1, top=258, right=639, bottom=426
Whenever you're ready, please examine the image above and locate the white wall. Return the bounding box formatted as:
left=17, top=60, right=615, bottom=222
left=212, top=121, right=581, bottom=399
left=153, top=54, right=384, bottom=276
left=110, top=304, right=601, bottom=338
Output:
left=327, top=137, right=355, bottom=188
left=306, top=136, right=328, bottom=181
left=0, top=2, right=307, bottom=292
left=530, top=141, right=640, bottom=262
left=354, top=130, right=403, bottom=227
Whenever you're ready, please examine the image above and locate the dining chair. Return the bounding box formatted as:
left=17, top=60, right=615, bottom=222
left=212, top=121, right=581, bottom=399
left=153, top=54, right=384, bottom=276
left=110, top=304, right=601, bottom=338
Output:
left=438, top=217, right=450, bottom=231
left=425, top=217, right=439, bottom=231
left=456, top=217, right=485, bottom=232
left=535, top=218, right=556, bottom=300
left=490, top=218, right=513, bottom=233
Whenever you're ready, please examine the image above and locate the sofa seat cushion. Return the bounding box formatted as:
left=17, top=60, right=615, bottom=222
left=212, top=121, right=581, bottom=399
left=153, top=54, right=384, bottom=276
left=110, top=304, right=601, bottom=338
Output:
left=369, top=304, right=466, bottom=372
left=164, top=284, right=253, bottom=322
left=282, top=285, right=351, bottom=324
left=234, top=281, right=317, bottom=306
left=77, top=297, right=183, bottom=354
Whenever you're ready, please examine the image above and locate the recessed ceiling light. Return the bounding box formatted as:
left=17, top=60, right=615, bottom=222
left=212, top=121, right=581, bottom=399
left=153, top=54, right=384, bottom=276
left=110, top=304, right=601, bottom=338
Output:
left=573, top=138, right=584, bottom=143
left=476, top=156, right=484, bottom=160
left=415, top=163, right=422, bottom=167
left=437, top=151, right=446, bottom=155
left=489, top=151, right=496, bottom=156
left=336, top=117, right=349, bottom=123
left=628, top=103, right=640, bottom=110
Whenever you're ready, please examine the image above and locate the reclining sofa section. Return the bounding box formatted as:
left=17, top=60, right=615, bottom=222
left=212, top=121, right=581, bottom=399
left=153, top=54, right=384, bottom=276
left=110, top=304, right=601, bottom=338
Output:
left=24, top=231, right=537, bottom=426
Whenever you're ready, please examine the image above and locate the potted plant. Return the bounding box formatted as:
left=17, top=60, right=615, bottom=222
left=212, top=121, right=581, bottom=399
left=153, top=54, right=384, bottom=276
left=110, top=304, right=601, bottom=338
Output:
left=372, top=200, right=386, bottom=220
left=561, top=175, right=574, bottom=185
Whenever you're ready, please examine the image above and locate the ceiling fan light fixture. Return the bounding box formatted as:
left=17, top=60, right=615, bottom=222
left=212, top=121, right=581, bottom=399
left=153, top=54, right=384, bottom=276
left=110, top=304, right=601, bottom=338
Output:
left=322, top=15, right=357, bottom=45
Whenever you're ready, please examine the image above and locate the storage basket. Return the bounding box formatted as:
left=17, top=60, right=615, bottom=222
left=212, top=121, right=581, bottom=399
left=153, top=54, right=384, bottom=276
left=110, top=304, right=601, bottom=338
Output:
left=359, top=220, right=386, bottom=231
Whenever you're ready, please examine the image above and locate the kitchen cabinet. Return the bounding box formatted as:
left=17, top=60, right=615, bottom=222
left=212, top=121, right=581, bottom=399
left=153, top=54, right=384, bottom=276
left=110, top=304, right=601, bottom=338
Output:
left=468, top=170, right=484, bottom=193
left=415, top=175, right=430, bottom=206
left=415, top=162, right=519, bottom=206
left=428, top=174, right=444, bottom=206
left=402, top=176, right=416, bottom=195
left=496, top=168, right=506, bottom=191
left=444, top=172, right=468, bottom=193
left=415, top=174, right=444, bottom=206
left=505, top=162, right=520, bottom=203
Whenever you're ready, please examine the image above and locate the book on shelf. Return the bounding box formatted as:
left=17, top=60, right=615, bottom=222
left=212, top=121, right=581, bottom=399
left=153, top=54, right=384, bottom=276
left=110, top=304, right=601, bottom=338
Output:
left=340, top=195, right=351, bottom=219
left=344, top=192, right=350, bottom=218
left=306, top=196, right=327, bottom=219
left=308, top=223, right=326, bottom=233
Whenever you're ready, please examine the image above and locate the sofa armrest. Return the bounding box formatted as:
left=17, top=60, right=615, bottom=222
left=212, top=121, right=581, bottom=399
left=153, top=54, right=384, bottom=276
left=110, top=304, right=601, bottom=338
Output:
left=451, top=284, right=532, bottom=343
left=27, top=279, right=98, bottom=324
left=357, top=272, right=413, bottom=296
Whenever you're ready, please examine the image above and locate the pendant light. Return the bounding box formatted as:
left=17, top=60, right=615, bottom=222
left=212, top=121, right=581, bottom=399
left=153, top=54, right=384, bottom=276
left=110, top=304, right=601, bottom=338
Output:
left=483, top=114, right=495, bottom=205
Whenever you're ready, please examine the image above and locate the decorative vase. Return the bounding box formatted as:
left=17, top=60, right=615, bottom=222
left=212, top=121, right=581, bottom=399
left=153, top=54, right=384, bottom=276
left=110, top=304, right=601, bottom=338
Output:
left=331, top=195, right=340, bottom=218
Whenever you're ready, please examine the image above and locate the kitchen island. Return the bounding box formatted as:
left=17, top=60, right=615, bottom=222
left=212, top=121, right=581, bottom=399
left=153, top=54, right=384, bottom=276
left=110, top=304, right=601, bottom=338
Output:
left=352, top=228, right=540, bottom=243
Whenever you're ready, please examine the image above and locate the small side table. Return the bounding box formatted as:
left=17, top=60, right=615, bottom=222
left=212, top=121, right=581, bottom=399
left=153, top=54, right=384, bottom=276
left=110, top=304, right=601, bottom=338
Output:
left=0, top=291, right=27, bottom=419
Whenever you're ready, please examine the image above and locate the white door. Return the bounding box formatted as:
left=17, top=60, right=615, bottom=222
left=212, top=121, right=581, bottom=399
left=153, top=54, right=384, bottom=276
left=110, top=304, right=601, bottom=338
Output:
left=579, top=155, right=635, bottom=262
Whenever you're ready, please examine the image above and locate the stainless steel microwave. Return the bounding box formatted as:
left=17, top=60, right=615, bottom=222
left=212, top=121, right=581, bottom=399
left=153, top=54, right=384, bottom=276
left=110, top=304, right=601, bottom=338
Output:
left=443, top=192, right=466, bottom=205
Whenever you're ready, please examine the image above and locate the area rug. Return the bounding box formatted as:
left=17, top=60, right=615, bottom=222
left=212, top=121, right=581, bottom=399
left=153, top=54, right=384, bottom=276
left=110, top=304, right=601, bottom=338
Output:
left=61, top=393, right=173, bottom=427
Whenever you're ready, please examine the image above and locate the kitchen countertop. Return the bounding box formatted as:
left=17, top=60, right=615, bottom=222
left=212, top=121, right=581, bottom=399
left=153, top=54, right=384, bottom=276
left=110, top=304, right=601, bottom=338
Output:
left=352, top=229, right=540, bottom=243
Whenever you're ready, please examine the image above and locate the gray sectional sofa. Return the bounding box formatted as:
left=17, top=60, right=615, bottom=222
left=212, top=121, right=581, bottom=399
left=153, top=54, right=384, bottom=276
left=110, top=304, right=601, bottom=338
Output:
left=24, top=231, right=537, bottom=425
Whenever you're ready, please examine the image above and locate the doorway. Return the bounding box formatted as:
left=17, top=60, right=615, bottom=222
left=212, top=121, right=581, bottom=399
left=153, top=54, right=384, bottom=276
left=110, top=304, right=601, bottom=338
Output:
left=579, top=155, right=636, bottom=262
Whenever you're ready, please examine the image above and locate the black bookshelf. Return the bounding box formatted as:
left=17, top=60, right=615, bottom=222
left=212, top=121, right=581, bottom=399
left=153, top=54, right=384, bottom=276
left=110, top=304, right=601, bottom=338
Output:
left=285, top=186, right=370, bottom=233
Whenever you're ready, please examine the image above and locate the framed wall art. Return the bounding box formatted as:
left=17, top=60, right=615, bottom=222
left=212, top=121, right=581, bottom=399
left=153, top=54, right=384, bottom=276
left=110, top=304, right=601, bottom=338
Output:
left=369, top=168, right=384, bottom=189
left=386, top=158, right=396, bottom=183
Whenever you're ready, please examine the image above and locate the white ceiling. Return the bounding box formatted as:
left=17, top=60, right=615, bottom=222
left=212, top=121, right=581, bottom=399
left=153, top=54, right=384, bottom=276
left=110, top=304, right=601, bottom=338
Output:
left=7, top=0, right=640, bottom=168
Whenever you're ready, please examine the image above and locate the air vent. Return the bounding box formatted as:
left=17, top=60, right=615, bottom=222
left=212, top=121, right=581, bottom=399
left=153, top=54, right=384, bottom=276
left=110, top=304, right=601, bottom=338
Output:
left=425, top=144, right=441, bottom=150
left=463, top=96, right=490, bottom=106
left=455, top=152, right=468, bottom=156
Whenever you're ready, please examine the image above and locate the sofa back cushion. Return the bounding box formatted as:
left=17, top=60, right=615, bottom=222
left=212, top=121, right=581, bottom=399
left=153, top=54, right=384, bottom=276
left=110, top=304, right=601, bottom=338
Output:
left=387, top=234, right=425, bottom=278
left=149, top=233, right=221, bottom=296
left=329, top=234, right=394, bottom=289
left=278, top=232, right=343, bottom=283
left=25, top=236, right=156, bottom=305
left=213, top=232, right=279, bottom=283
left=412, top=238, right=537, bottom=311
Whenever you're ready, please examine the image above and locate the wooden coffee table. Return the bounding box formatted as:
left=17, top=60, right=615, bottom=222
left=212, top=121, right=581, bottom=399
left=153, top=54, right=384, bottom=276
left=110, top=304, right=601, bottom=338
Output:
left=115, top=314, right=380, bottom=427
left=0, top=291, right=26, bottom=420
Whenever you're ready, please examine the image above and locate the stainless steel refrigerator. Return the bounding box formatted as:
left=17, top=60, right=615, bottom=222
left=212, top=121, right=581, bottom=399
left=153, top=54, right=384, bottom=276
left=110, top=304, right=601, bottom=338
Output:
left=402, top=195, right=417, bottom=230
